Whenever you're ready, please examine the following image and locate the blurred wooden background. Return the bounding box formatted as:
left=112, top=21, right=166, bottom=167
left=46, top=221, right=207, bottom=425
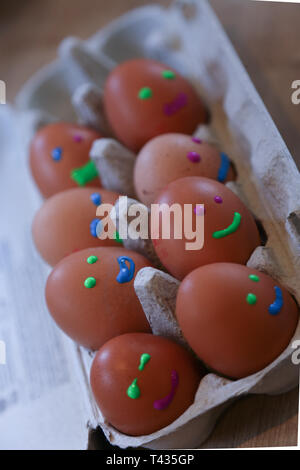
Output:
left=0, top=0, right=299, bottom=448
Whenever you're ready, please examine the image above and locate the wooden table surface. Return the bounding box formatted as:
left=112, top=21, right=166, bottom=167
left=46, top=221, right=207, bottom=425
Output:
left=1, top=0, right=299, bottom=449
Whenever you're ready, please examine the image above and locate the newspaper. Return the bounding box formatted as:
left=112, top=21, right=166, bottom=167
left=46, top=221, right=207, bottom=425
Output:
left=0, top=106, right=92, bottom=450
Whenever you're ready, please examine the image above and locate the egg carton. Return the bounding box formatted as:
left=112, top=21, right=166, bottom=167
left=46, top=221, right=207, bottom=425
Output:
left=16, top=0, right=300, bottom=449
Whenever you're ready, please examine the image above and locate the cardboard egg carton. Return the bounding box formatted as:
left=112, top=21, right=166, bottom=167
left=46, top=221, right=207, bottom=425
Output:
left=15, top=0, right=300, bottom=449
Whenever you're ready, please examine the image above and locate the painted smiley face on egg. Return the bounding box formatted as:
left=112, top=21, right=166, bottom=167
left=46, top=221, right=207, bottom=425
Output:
left=90, top=333, right=204, bottom=436
left=46, top=247, right=152, bottom=350
left=30, top=122, right=102, bottom=198
left=103, top=59, right=207, bottom=152
left=152, top=176, right=261, bottom=280
left=176, top=263, right=299, bottom=379
left=134, top=133, right=235, bottom=206
left=32, top=187, right=120, bottom=266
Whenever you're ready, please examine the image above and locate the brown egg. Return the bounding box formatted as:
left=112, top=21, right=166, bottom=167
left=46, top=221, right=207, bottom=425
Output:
left=152, top=176, right=260, bottom=280
left=104, top=59, right=207, bottom=152
left=30, top=122, right=102, bottom=198
left=176, top=263, right=299, bottom=379
left=32, top=187, right=120, bottom=266
left=90, top=333, right=204, bottom=436
left=134, top=133, right=235, bottom=206
left=46, top=248, right=152, bottom=350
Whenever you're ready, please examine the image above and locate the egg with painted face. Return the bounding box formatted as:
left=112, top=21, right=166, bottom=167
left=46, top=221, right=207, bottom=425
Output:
left=176, top=263, right=299, bottom=379
left=90, top=333, right=204, bottom=436
left=30, top=122, right=102, bottom=198
left=104, top=59, right=207, bottom=152
left=32, top=187, right=120, bottom=266
left=151, top=176, right=261, bottom=280
left=46, top=248, right=152, bottom=350
left=134, top=133, right=235, bottom=206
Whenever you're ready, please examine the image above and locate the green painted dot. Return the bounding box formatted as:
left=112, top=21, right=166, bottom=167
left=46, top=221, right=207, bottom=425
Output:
left=84, top=277, right=96, bottom=289
left=87, top=256, right=98, bottom=265
left=249, top=274, right=260, bottom=282
left=162, top=70, right=176, bottom=80
left=138, top=353, right=151, bottom=371
left=246, top=293, right=257, bottom=305
left=138, top=87, right=153, bottom=100
left=114, top=230, right=123, bottom=244
left=127, top=378, right=140, bottom=399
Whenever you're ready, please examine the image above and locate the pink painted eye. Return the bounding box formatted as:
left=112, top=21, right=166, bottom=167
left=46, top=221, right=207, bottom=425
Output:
left=194, top=204, right=205, bottom=216
left=187, top=151, right=201, bottom=163
left=73, top=135, right=83, bottom=143
left=192, top=137, right=202, bottom=144
left=214, top=196, right=223, bottom=204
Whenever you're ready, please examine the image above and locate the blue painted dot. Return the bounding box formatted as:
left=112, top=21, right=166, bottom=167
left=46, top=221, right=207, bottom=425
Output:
left=96, top=220, right=103, bottom=238
left=90, top=193, right=102, bottom=206
left=52, top=147, right=63, bottom=162
left=90, top=218, right=101, bottom=238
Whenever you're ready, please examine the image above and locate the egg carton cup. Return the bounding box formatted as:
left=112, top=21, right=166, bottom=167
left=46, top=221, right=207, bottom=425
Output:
left=16, top=0, right=300, bottom=449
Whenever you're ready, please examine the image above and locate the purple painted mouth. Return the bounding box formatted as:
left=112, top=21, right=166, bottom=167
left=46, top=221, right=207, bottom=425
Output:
left=163, top=93, right=188, bottom=116
left=153, top=370, right=179, bottom=410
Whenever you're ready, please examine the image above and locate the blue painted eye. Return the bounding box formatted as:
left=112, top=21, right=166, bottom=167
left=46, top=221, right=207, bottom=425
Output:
left=90, top=193, right=102, bottom=206
left=90, top=218, right=102, bottom=238
left=52, top=147, right=63, bottom=162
